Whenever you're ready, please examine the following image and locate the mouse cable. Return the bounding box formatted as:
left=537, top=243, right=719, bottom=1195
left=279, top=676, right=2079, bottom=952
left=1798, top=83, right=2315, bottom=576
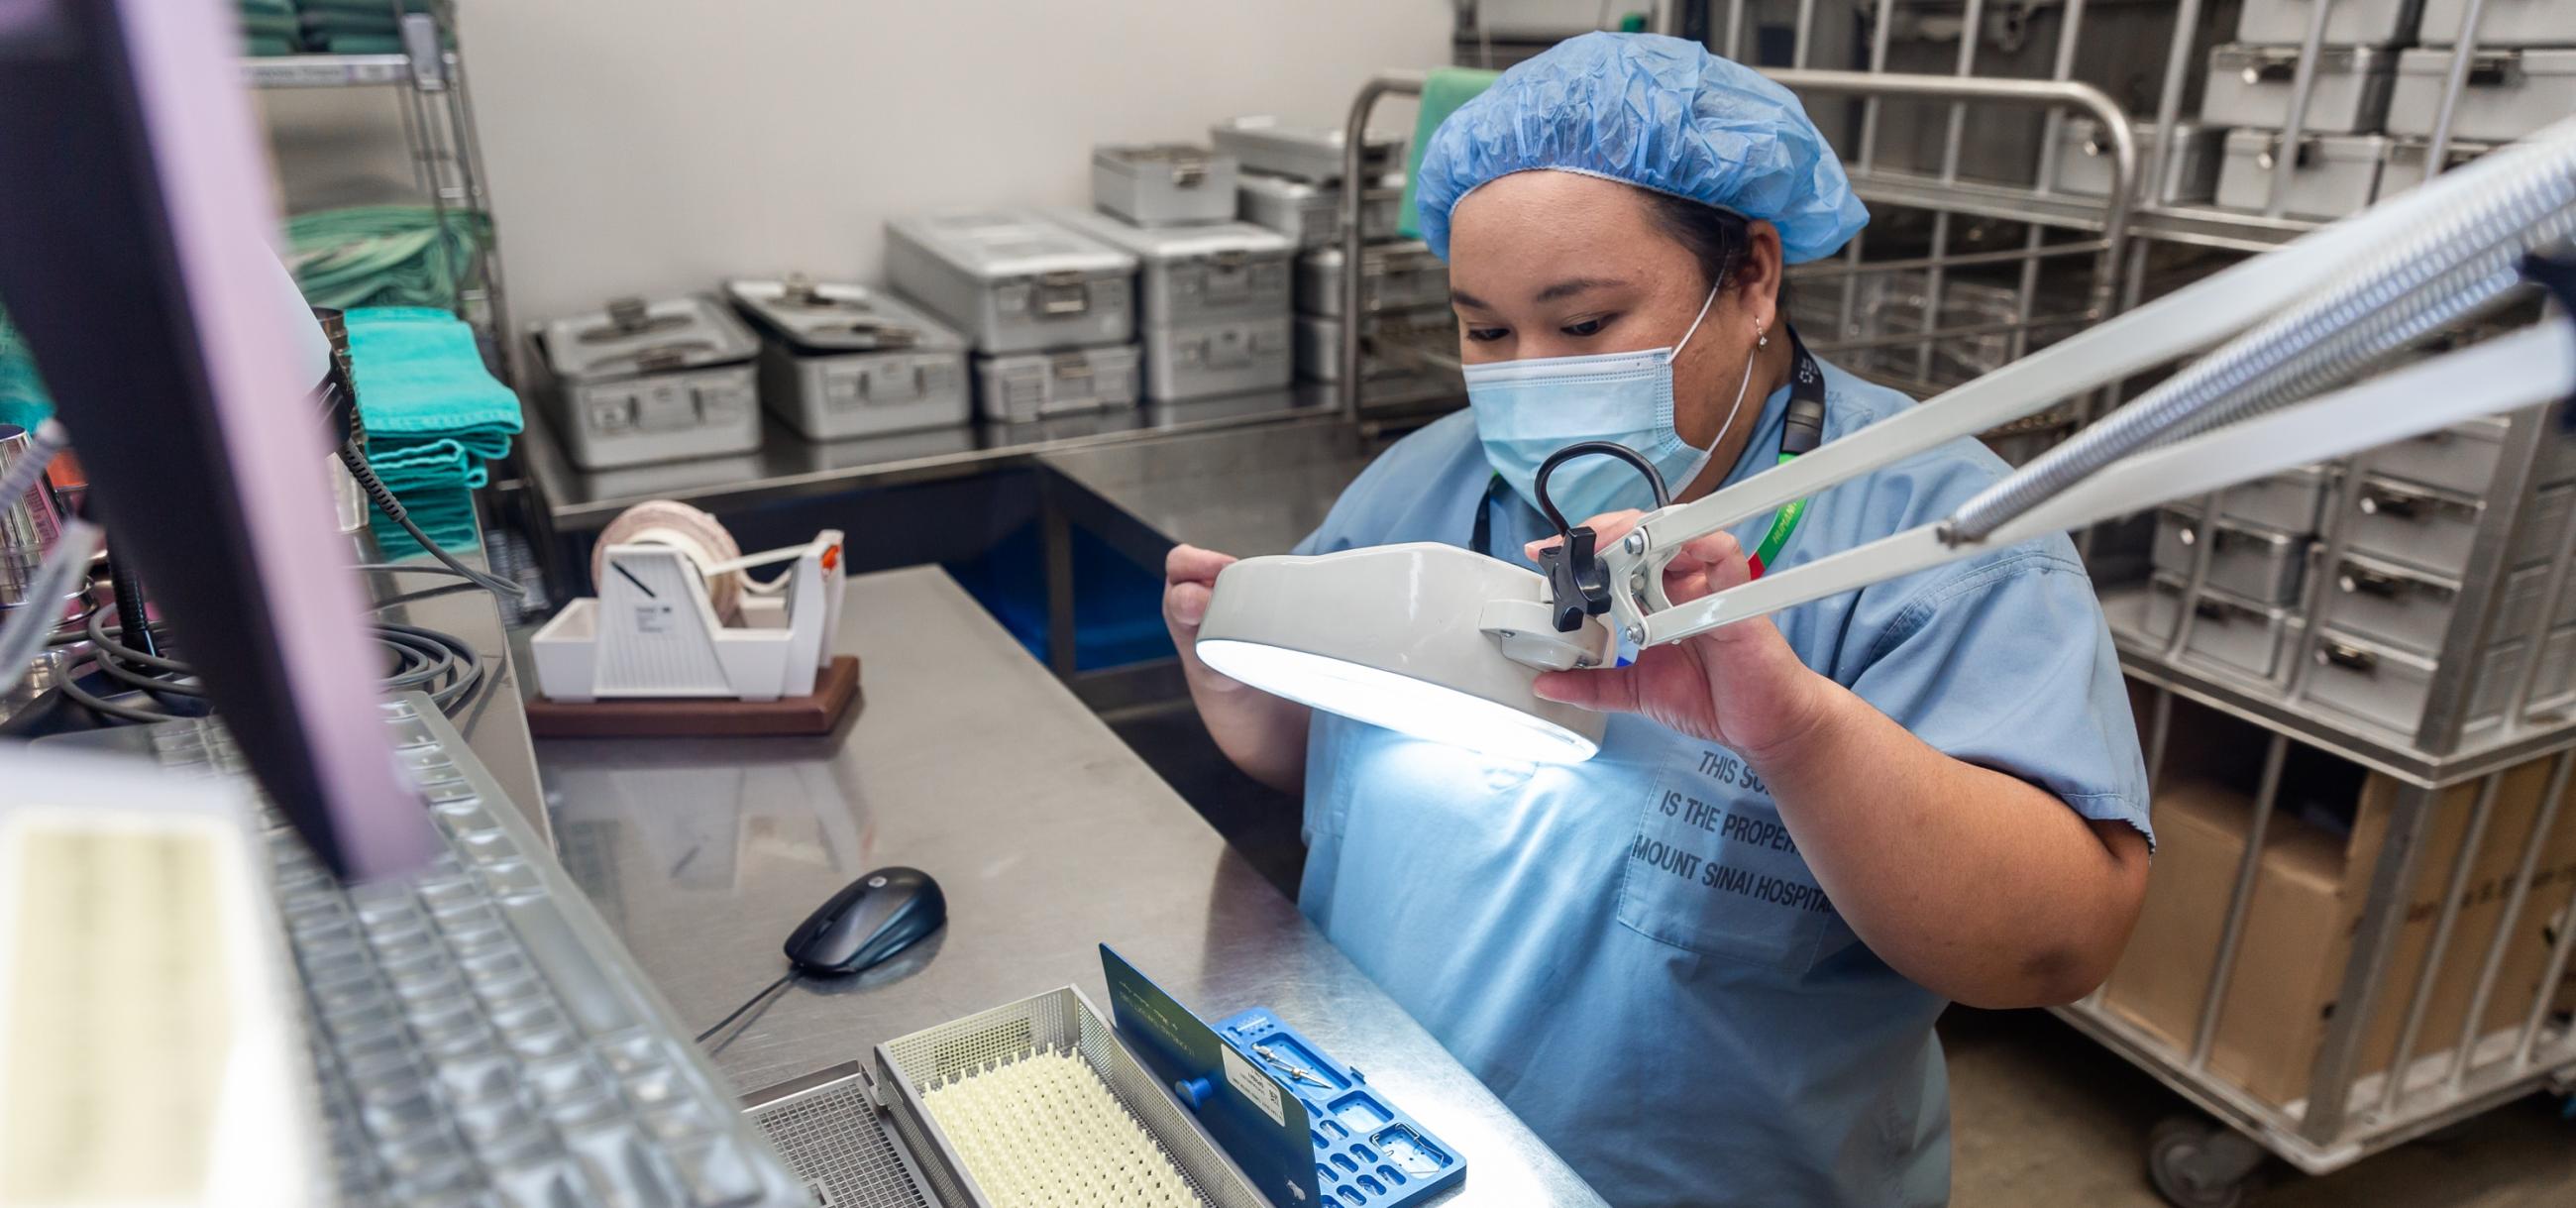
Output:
left=693, top=970, right=799, bottom=1045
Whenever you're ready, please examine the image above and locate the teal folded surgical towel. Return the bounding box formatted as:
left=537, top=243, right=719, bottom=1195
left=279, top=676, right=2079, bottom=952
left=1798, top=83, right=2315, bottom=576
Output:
left=346, top=306, right=521, bottom=442
left=0, top=304, right=52, bottom=430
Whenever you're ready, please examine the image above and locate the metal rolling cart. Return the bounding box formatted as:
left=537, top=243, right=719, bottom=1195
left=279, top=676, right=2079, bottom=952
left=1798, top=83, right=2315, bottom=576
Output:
left=1636, top=2, right=2576, bottom=1202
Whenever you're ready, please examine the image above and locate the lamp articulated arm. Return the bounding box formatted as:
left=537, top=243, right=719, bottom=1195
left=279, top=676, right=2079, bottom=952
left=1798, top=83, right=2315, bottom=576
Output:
left=1586, top=114, right=2576, bottom=652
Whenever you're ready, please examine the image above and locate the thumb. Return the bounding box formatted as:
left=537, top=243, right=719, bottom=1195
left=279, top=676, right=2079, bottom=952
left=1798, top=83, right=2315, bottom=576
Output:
left=1531, top=664, right=1643, bottom=714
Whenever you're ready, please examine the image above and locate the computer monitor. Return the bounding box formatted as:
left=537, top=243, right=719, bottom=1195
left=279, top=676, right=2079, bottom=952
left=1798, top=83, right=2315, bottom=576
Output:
left=0, top=0, right=433, bottom=879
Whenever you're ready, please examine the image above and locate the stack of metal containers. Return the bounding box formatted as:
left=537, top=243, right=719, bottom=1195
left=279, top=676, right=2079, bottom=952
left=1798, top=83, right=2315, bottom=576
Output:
left=1213, top=117, right=1449, bottom=385
left=2132, top=386, right=2576, bottom=745
left=1048, top=142, right=1297, bottom=403
left=885, top=211, right=1141, bottom=423
left=2200, top=0, right=2576, bottom=220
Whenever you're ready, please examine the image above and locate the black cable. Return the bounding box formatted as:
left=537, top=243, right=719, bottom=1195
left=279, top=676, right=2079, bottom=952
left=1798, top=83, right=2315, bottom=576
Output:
left=106, top=555, right=160, bottom=659
left=693, top=971, right=798, bottom=1045
left=1531, top=441, right=1670, bottom=536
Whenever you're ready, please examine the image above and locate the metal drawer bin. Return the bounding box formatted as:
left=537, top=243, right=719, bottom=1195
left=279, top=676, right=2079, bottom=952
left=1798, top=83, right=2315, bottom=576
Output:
left=874, top=986, right=1270, bottom=1208
left=1235, top=171, right=1400, bottom=250
left=2216, top=131, right=2390, bottom=221
left=2237, top=0, right=2423, bottom=47
left=972, top=345, right=1141, bottom=423
left=2321, top=552, right=2468, bottom=655
left=2143, top=574, right=2307, bottom=681
left=1092, top=144, right=1238, bottom=227
left=2365, top=416, right=2507, bottom=497
left=2391, top=49, right=2576, bottom=144
left=2419, top=0, right=2576, bottom=47
left=1047, top=209, right=1294, bottom=329
left=886, top=212, right=1137, bottom=356
left=1297, top=241, right=1449, bottom=318
left=2302, top=628, right=2522, bottom=734
left=2182, top=467, right=2335, bottom=535
left=1211, top=115, right=1399, bottom=183
left=1140, top=316, right=1293, bottom=402
left=2201, top=45, right=2397, bottom=134
left=2377, top=137, right=2499, bottom=199
left=2054, top=119, right=2224, bottom=204
left=2153, top=508, right=2311, bottom=605
left=2347, top=477, right=2573, bottom=579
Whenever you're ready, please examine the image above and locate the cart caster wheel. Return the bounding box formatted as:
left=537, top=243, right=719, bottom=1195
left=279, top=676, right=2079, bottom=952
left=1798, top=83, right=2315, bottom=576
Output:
left=2147, top=1116, right=2265, bottom=1208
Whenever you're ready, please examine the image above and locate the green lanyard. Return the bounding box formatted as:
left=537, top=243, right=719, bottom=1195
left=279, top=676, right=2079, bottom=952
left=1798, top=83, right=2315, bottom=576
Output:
left=1473, top=329, right=1827, bottom=579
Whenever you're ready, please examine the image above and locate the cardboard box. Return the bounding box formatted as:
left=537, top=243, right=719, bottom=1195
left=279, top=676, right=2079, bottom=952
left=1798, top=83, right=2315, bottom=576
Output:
left=2103, top=698, right=2576, bottom=1108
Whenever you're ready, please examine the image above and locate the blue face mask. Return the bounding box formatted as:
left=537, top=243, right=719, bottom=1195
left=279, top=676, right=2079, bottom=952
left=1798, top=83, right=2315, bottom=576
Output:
left=1463, top=282, right=1760, bottom=524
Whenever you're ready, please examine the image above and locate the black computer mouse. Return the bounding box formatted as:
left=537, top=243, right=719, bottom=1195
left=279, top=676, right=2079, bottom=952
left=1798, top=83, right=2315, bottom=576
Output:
left=783, top=866, right=945, bottom=976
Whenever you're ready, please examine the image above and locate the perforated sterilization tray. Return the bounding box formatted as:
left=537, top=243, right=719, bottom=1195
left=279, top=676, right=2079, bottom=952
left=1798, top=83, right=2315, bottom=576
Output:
left=874, top=987, right=1271, bottom=1208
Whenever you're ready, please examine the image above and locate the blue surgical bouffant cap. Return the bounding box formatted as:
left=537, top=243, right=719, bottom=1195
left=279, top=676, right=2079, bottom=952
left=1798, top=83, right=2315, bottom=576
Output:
left=1415, top=33, right=1869, bottom=265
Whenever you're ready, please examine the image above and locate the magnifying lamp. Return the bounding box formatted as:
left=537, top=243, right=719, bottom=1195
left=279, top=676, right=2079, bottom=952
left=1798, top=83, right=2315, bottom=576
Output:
left=1195, top=117, right=2576, bottom=764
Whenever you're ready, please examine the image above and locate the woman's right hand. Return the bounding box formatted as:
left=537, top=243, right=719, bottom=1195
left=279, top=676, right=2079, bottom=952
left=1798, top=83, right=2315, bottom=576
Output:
left=1163, top=543, right=1238, bottom=684
left=1163, top=543, right=1310, bottom=792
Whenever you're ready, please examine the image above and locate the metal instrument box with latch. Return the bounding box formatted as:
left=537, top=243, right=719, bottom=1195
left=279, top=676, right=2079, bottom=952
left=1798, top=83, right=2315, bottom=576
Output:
left=2052, top=118, right=2226, bottom=204
left=2153, top=507, right=2313, bottom=605
left=535, top=295, right=762, bottom=470
left=1294, top=305, right=1455, bottom=383
left=726, top=277, right=969, bottom=442
left=1045, top=209, right=1294, bottom=328
left=2375, top=136, right=2499, bottom=199
left=2201, top=44, right=2398, bottom=134
left=2362, top=415, right=2508, bottom=497
left=1140, top=315, right=1293, bottom=402
left=2143, top=572, right=2309, bottom=681
left=972, top=344, right=1141, bottom=424
left=2390, top=49, right=2576, bottom=144
left=2418, top=0, right=2576, bottom=47
left=1210, top=115, right=1401, bottom=183
left=2216, top=130, right=2391, bottom=220
left=2320, top=548, right=2576, bottom=657
left=1234, top=171, right=1402, bottom=250
left=1091, top=144, right=1238, bottom=227
left=1296, top=241, right=1449, bottom=319
left=2202, top=466, right=2337, bottom=534
left=885, top=212, right=1136, bottom=356
left=2345, top=475, right=2574, bottom=579
left=2236, top=0, right=2424, bottom=48
left=2304, top=622, right=2576, bottom=736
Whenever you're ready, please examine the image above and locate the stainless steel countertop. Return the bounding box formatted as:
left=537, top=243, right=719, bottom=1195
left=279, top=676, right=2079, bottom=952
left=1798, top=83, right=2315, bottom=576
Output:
left=522, top=384, right=1342, bottom=532
left=532, top=566, right=1604, bottom=1206
left=1037, top=418, right=1383, bottom=561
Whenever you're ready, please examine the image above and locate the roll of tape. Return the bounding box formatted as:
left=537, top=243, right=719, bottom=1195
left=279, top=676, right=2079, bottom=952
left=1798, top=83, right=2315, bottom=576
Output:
left=593, top=499, right=745, bottom=623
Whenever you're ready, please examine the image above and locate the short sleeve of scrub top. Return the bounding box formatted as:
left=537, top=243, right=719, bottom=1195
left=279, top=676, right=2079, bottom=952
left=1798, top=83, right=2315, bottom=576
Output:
left=1285, top=361, right=2149, bottom=1208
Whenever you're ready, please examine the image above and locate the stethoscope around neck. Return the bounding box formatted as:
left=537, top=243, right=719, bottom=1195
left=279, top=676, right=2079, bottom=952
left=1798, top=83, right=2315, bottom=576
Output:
left=1470, top=326, right=1828, bottom=578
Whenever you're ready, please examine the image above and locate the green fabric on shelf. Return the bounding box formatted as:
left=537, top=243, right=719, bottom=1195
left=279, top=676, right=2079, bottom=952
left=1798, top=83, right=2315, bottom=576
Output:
left=314, top=35, right=405, bottom=53
left=285, top=205, right=490, bottom=311
left=0, top=303, right=52, bottom=429
left=368, top=483, right=478, bottom=560
left=1398, top=67, right=1499, bottom=241
left=244, top=35, right=303, bottom=56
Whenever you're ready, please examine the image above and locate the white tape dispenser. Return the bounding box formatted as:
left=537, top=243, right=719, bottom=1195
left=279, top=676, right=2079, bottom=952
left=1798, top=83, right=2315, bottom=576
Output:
left=527, top=500, right=853, bottom=731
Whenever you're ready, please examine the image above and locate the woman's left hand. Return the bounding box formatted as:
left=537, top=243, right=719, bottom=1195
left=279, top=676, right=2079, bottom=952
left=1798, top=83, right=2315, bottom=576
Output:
left=1525, top=510, right=1834, bottom=759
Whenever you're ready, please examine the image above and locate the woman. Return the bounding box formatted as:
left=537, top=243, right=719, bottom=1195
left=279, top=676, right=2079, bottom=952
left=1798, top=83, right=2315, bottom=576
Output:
left=1165, top=35, right=2151, bottom=1207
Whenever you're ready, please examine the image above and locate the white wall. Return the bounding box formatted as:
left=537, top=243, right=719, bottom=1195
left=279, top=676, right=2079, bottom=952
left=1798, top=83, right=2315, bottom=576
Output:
left=436, top=0, right=1453, bottom=325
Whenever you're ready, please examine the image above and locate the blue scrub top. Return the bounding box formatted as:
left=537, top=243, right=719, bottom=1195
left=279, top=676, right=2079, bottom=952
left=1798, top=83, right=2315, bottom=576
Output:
left=1290, top=358, right=2151, bottom=1208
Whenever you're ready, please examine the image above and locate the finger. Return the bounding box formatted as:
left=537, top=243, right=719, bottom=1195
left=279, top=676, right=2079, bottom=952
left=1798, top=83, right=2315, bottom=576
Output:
left=1166, top=543, right=1236, bottom=585
left=1524, top=508, right=1647, bottom=560
left=1165, top=581, right=1215, bottom=628
left=1657, top=531, right=1743, bottom=605
left=1530, top=663, right=1644, bottom=714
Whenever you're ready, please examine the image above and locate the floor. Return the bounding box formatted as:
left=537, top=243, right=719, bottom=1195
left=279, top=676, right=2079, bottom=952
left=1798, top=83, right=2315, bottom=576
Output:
left=1114, top=703, right=2576, bottom=1207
